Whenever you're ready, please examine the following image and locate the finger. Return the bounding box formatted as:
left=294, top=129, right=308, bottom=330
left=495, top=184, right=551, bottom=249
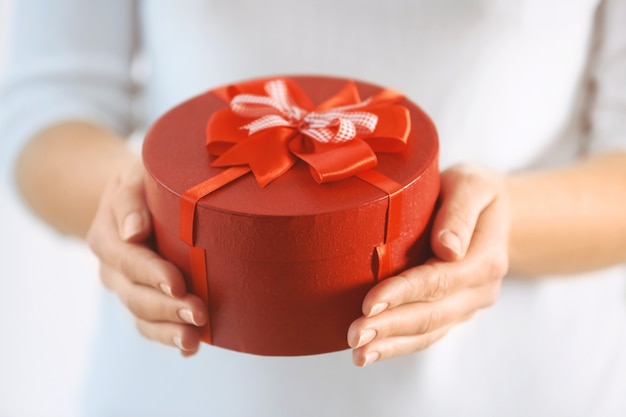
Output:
left=352, top=324, right=452, bottom=367
left=123, top=287, right=208, bottom=326
left=360, top=261, right=464, bottom=316
left=360, top=251, right=505, bottom=317
left=465, top=186, right=510, bottom=268
left=87, top=172, right=187, bottom=298
left=93, top=232, right=187, bottom=298
left=105, top=265, right=207, bottom=326
left=99, top=261, right=124, bottom=292
left=348, top=289, right=482, bottom=348
left=135, top=319, right=201, bottom=356
left=430, top=166, right=500, bottom=261
left=117, top=244, right=187, bottom=298
left=112, top=164, right=152, bottom=242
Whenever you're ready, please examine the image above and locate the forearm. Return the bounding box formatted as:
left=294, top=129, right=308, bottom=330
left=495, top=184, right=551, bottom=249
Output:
left=15, top=122, right=626, bottom=274
left=14, top=121, right=138, bottom=238
left=507, top=152, right=626, bottom=276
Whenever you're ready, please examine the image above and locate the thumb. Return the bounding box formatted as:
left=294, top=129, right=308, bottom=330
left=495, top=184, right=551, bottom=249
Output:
left=113, top=163, right=152, bottom=243
left=430, top=166, right=499, bottom=262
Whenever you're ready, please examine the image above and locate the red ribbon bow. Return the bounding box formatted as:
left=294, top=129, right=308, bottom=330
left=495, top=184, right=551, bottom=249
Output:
left=206, top=78, right=411, bottom=186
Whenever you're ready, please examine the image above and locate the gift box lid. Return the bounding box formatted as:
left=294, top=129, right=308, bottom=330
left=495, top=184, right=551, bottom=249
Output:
left=143, top=76, right=439, bottom=260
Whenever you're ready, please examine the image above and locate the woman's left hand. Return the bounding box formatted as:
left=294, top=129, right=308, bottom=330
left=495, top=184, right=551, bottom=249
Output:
left=348, top=165, right=511, bottom=366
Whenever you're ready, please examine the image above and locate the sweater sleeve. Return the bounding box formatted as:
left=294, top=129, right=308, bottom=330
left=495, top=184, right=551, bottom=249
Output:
left=586, top=0, right=626, bottom=154
left=0, top=0, right=137, bottom=178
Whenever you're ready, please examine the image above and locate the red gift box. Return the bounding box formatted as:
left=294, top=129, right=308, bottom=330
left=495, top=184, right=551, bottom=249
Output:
left=142, top=75, right=439, bottom=356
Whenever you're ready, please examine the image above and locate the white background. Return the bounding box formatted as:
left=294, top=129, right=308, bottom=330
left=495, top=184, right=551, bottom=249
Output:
left=0, top=1, right=101, bottom=416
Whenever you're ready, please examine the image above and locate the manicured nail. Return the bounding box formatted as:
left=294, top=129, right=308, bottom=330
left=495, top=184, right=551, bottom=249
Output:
left=356, top=329, right=377, bottom=348
left=439, top=230, right=462, bottom=257
left=178, top=308, right=199, bottom=326
left=172, top=335, right=186, bottom=350
left=368, top=302, right=388, bottom=317
left=160, top=283, right=173, bottom=297
left=363, top=351, right=380, bottom=367
left=122, top=212, right=143, bottom=240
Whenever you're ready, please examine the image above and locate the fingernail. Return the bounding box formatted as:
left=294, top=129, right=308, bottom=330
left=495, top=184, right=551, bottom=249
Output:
left=439, top=230, right=462, bottom=257
left=368, top=302, right=388, bottom=317
left=356, top=329, right=377, bottom=348
left=178, top=308, right=199, bottom=326
left=363, top=351, right=380, bottom=367
left=160, top=283, right=173, bottom=297
left=172, top=335, right=186, bottom=351
left=122, top=212, right=143, bottom=240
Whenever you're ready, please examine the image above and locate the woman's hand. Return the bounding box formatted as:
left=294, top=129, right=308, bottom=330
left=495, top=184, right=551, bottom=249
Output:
left=348, top=165, right=510, bottom=366
left=86, top=159, right=208, bottom=356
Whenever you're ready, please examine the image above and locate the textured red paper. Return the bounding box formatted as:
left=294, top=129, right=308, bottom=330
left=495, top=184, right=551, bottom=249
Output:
left=142, top=76, right=439, bottom=356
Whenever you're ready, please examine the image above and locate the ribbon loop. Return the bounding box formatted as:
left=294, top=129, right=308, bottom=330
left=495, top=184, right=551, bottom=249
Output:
left=230, top=94, right=287, bottom=118
left=231, top=79, right=379, bottom=145
left=210, top=78, right=410, bottom=187
left=242, top=114, right=293, bottom=135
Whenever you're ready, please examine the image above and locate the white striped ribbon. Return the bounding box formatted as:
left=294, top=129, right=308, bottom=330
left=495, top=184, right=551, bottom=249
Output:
left=230, top=80, right=378, bottom=144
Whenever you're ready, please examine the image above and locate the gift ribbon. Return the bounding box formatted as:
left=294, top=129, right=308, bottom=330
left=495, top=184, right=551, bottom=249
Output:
left=231, top=79, right=379, bottom=144
left=179, top=78, right=411, bottom=344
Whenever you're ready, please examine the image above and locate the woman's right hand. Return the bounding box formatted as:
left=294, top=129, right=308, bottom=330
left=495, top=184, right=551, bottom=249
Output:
left=86, top=159, right=208, bottom=356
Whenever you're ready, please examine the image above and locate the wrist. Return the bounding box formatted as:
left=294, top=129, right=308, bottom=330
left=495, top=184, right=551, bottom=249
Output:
left=15, top=121, right=137, bottom=237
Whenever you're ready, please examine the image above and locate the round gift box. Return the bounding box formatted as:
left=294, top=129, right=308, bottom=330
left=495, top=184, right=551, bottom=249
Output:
left=142, top=75, right=439, bottom=356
